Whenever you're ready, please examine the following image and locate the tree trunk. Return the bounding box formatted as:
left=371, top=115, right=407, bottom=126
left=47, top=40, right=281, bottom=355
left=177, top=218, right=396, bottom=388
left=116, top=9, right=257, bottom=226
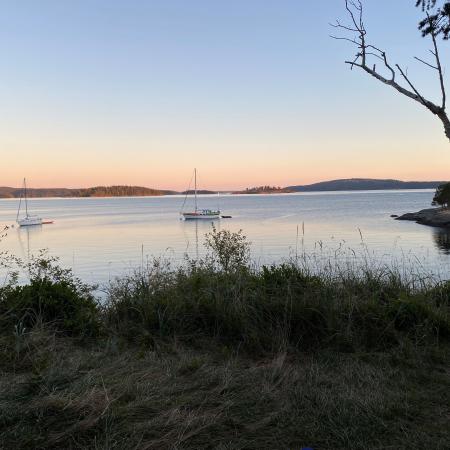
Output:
left=437, top=111, right=450, bottom=141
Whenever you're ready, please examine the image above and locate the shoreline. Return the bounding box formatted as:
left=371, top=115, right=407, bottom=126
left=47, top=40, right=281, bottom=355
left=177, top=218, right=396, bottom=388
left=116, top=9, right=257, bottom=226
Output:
left=396, top=207, right=450, bottom=228
left=0, top=187, right=438, bottom=200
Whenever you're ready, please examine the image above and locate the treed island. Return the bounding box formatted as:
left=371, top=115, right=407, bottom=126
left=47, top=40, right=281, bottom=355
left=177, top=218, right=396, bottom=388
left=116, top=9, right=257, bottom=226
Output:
left=0, top=178, right=445, bottom=198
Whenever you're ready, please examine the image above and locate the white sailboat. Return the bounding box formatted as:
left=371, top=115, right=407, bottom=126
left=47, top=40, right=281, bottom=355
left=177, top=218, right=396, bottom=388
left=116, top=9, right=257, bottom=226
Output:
left=181, top=169, right=221, bottom=220
left=16, top=178, right=53, bottom=227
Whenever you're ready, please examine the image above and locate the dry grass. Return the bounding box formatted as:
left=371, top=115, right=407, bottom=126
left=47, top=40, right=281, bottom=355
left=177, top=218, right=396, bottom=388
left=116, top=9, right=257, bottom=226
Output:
left=1, top=333, right=449, bottom=450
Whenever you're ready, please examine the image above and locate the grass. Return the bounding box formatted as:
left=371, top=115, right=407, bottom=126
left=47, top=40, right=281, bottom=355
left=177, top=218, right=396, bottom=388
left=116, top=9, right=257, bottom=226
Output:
left=1, top=333, right=449, bottom=449
left=0, top=229, right=450, bottom=449
left=104, top=260, right=450, bottom=353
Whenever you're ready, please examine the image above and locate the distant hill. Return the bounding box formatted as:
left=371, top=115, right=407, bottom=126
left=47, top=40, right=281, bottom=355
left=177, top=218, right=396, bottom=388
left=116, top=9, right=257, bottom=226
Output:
left=233, top=186, right=294, bottom=194
left=0, top=186, right=177, bottom=198
left=0, top=187, right=75, bottom=198
left=1, top=179, right=446, bottom=199
left=286, top=179, right=447, bottom=192
left=76, top=186, right=177, bottom=197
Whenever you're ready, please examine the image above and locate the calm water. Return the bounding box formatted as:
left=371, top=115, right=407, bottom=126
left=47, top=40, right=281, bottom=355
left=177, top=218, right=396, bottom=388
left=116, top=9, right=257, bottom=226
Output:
left=1, top=190, right=449, bottom=286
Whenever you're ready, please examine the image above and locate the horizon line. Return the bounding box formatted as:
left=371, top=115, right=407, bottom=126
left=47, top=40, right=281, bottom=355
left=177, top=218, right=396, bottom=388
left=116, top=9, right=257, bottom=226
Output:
left=0, top=177, right=447, bottom=192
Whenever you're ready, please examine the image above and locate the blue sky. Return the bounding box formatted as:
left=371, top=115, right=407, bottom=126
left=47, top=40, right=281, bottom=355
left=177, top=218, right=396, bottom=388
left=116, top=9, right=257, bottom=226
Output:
left=1, top=0, right=449, bottom=189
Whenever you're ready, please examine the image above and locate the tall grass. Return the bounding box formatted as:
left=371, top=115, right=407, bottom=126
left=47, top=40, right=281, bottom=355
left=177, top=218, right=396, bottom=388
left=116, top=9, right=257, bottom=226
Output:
left=104, top=256, right=450, bottom=353
left=101, top=227, right=449, bottom=353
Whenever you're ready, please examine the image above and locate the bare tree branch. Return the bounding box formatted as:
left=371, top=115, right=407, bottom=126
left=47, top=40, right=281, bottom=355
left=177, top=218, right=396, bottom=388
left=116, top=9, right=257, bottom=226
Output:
left=333, top=0, right=450, bottom=141
left=428, top=13, right=447, bottom=108
left=395, top=64, right=430, bottom=108
left=414, top=56, right=438, bottom=70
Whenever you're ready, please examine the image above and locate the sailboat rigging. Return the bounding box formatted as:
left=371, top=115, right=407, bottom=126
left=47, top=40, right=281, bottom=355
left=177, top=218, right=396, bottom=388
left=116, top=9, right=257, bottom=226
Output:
left=180, top=169, right=221, bottom=220
left=16, top=178, right=53, bottom=227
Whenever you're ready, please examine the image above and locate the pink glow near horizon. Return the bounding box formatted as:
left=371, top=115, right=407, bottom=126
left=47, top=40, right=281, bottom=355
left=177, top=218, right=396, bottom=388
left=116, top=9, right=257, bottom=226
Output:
left=2, top=1, right=450, bottom=190
left=3, top=141, right=450, bottom=191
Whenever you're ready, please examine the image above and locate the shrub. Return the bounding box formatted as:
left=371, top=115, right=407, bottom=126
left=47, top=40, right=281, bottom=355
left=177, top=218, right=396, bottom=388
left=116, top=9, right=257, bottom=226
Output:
left=204, top=225, right=250, bottom=272
left=0, top=253, right=100, bottom=337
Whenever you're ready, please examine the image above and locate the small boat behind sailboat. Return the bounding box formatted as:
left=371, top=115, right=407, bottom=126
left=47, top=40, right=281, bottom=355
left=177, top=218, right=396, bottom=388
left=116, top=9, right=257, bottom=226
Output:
left=16, top=178, right=53, bottom=227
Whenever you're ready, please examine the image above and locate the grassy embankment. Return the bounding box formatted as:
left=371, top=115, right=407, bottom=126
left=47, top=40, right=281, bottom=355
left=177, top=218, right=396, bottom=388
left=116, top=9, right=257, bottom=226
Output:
left=1, top=228, right=449, bottom=449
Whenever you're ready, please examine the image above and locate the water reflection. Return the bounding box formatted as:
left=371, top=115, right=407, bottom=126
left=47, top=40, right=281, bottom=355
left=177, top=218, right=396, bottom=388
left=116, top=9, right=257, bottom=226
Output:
left=16, top=224, right=44, bottom=262
left=181, top=219, right=217, bottom=260
left=433, top=228, right=450, bottom=254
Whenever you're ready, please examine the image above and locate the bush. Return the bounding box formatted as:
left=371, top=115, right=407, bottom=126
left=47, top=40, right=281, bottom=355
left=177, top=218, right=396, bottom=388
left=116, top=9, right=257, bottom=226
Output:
left=0, top=253, right=100, bottom=337
left=204, top=225, right=250, bottom=272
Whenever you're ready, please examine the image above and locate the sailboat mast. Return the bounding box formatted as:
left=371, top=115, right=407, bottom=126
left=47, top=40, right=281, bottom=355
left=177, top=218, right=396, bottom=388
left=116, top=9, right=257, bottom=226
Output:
left=16, top=189, right=22, bottom=222
left=194, top=168, right=198, bottom=212
left=24, top=178, right=29, bottom=217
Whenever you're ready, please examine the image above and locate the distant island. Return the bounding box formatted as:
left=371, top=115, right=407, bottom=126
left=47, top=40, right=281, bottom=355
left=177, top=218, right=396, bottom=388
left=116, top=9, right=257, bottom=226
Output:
left=287, top=178, right=446, bottom=192
left=233, top=186, right=294, bottom=194
left=0, top=179, right=447, bottom=199
left=0, top=186, right=176, bottom=198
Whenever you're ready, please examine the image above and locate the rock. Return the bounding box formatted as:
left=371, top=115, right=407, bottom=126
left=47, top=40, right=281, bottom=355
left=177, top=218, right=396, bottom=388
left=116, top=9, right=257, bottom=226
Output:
left=390, top=214, right=398, bottom=218
left=395, top=207, right=450, bottom=228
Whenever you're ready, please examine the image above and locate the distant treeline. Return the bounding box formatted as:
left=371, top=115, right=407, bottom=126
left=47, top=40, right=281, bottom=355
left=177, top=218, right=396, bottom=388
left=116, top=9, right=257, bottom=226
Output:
left=234, top=186, right=293, bottom=194
left=0, top=178, right=447, bottom=199
left=0, top=186, right=177, bottom=198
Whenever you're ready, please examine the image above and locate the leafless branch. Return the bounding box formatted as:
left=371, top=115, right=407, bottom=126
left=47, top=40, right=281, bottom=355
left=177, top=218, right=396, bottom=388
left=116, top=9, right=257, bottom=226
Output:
left=395, top=64, right=429, bottom=108
left=428, top=13, right=447, bottom=109
left=330, top=35, right=359, bottom=45
left=332, top=0, right=450, bottom=141
left=414, top=56, right=438, bottom=70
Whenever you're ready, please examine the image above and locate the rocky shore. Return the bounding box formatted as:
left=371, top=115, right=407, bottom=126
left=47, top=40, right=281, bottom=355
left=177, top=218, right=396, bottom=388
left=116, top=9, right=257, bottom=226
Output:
left=396, top=207, right=450, bottom=228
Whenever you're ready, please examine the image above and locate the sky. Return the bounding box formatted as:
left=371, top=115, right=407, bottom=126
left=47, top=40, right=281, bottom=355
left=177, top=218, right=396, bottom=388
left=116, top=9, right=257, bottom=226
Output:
left=1, top=0, right=450, bottom=190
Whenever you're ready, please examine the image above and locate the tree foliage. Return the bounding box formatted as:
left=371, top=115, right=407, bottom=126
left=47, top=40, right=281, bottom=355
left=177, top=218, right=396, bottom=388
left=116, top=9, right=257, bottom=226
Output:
left=416, top=0, right=450, bottom=39
left=432, top=182, right=450, bottom=207
left=204, top=225, right=250, bottom=272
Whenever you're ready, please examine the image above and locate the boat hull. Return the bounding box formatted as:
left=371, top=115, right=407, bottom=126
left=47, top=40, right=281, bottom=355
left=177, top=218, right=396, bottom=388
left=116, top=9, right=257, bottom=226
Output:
left=16, top=178, right=54, bottom=227
left=182, top=212, right=220, bottom=220
left=18, top=216, right=44, bottom=227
